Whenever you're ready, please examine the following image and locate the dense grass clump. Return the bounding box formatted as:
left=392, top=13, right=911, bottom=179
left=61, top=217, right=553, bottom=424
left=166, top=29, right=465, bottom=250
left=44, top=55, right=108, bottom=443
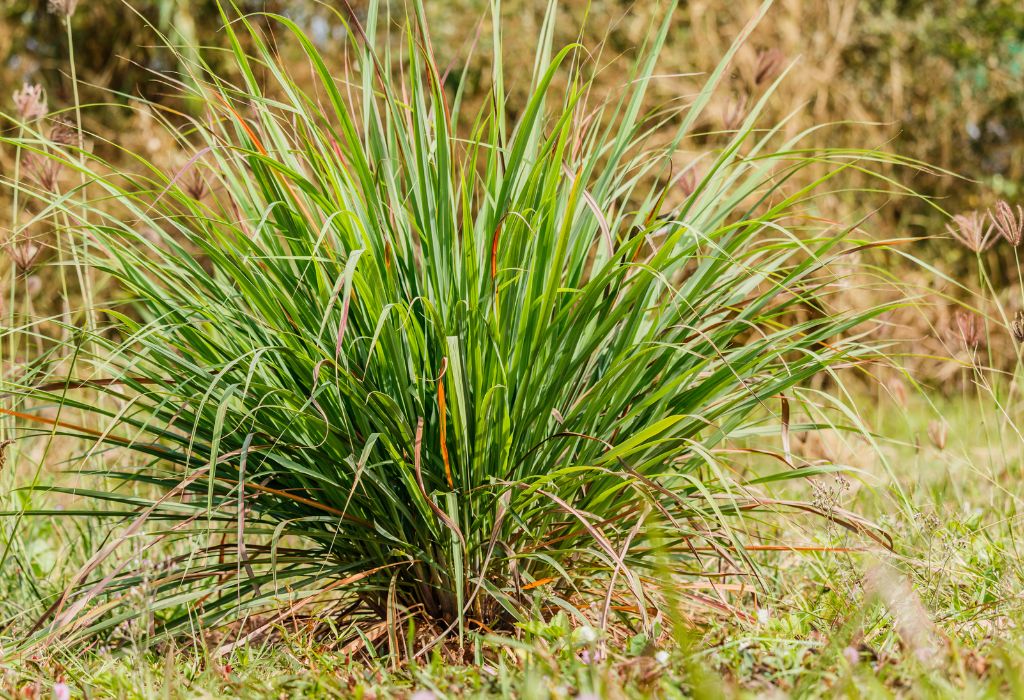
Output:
left=2, top=0, right=905, bottom=652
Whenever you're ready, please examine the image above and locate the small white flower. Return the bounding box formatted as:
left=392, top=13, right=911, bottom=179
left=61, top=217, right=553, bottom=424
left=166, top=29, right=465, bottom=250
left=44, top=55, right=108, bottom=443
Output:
left=756, top=607, right=770, bottom=625
left=655, top=649, right=670, bottom=664
left=53, top=683, right=71, bottom=700
left=576, top=625, right=597, bottom=643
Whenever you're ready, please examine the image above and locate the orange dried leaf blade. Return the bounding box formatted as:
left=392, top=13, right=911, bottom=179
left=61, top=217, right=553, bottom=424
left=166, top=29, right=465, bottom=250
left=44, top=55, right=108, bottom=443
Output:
left=490, top=220, right=503, bottom=281
left=437, top=359, right=453, bottom=489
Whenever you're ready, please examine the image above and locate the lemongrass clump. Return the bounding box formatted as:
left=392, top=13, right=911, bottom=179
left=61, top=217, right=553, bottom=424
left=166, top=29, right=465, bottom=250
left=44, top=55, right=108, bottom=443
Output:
left=2, top=0, right=908, bottom=653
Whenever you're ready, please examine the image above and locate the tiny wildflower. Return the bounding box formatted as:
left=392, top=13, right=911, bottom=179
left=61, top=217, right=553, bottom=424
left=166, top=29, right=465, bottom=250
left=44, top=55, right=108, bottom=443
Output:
left=655, top=649, right=670, bottom=665
left=756, top=607, right=770, bottom=624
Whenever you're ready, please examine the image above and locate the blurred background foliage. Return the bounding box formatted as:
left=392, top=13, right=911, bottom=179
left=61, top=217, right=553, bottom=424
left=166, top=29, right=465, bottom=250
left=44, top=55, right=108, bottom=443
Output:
left=4, top=0, right=1022, bottom=200
left=2, top=0, right=1024, bottom=384
left=4, top=0, right=1022, bottom=223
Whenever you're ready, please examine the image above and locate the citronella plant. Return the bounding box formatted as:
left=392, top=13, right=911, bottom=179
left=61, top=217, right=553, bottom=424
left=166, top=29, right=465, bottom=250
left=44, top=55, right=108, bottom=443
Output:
left=2, top=0, right=910, bottom=653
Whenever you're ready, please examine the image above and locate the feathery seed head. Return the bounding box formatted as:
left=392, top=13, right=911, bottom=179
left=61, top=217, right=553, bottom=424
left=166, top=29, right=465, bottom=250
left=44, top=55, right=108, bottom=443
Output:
left=22, top=152, right=62, bottom=192
left=8, top=239, right=42, bottom=272
left=183, top=170, right=208, bottom=201
left=722, top=94, right=748, bottom=131
left=754, top=48, right=785, bottom=86
left=989, top=200, right=1023, bottom=247
left=1012, top=310, right=1024, bottom=343
left=946, top=211, right=994, bottom=253
left=954, top=309, right=983, bottom=348
left=0, top=439, right=12, bottom=473
left=49, top=120, right=76, bottom=146
left=12, top=83, right=46, bottom=122
left=679, top=168, right=697, bottom=199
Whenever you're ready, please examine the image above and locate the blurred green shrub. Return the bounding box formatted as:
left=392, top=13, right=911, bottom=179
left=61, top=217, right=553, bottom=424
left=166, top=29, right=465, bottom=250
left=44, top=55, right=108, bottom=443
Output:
left=848, top=0, right=1024, bottom=202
